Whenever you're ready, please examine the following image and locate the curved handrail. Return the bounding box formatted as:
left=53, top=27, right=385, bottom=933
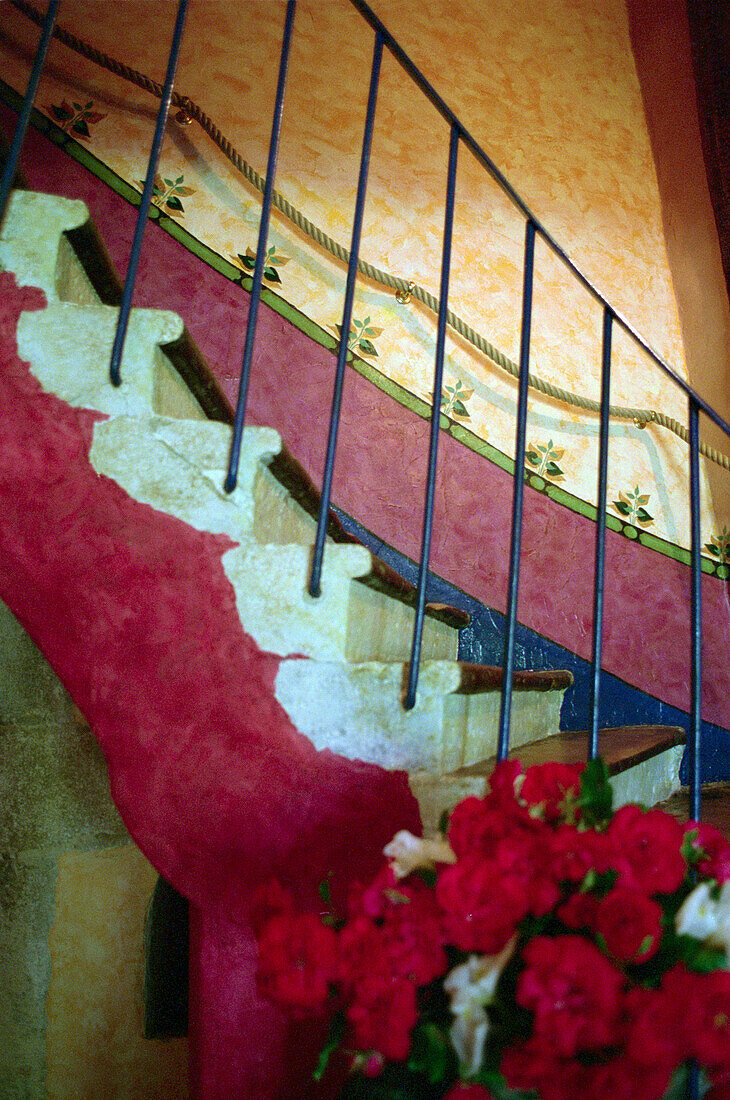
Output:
left=9, top=0, right=730, bottom=473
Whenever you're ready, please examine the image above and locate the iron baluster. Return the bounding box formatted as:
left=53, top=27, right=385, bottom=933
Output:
left=109, top=0, right=188, bottom=386
left=225, top=0, right=296, bottom=492
left=589, top=306, right=613, bottom=759
left=689, top=397, right=703, bottom=822
left=0, top=0, right=60, bottom=228
left=404, top=123, right=460, bottom=710
left=308, top=28, right=384, bottom=593
left=497, top=218, right=536, bottom=759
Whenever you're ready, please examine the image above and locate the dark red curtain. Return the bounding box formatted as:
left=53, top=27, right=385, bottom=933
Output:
left=687, top=0, right=730, bottom=297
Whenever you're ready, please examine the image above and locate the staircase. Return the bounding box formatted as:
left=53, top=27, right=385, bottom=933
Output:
left=0, top=186, right=686, bottom=829
left=0, top=187, right=693, bottom=1096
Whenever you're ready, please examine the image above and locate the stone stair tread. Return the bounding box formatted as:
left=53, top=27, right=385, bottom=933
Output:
left=450, top=724, right=686, bottom=778
left=19, top=194, right=470, bottom=635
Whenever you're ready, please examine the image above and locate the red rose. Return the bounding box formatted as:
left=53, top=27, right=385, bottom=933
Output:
left=486, top=758, right=523, bottom=806
left=548, top=824, right=612, bottom=884
left=686, top=821, right=730, bottom=883
left=501, top=1036, right=584, bottom=1100
left=444, top=1085, right=497, bottom=1099
left=607, top=804, right=687, bottom=894
left=447, top=797, right=507, bottom=858
left=586, top=1055, right=675, bottom=1100
left=256, top=910, right=337, bottom=1014
left=558, top=889, right=601, bottom=930
left=519, top=761, right=584, bottom=823
left=346, top=971, right=417, bottom=1061
left=437, top=852, right=529, bottom=953
left=516, top=935, right=625, bottom=1057
left=595, top=884, right=663, bottom=963
left=625, top=983, right=689, bottom=1079
left=687, top=968, right=730, bottom=1071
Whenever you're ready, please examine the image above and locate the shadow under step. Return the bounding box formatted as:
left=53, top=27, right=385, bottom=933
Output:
left=411, top=724, right=686, bottom=833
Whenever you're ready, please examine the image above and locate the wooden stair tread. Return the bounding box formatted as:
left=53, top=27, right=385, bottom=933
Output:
left=452, top=725, right=686, bottom=779
left=267, top=444, right=471, bottom=630
left=455, top=663, right=573, bottom=694
left=659, top=783, right=730, bottom=835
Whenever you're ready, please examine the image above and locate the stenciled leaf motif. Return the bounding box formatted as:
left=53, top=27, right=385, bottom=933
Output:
left=357, top=338, right=378, bottom=358
left=85, top=111, right=106, bottom=124
left=637, top=493, right=650, bottom=505
left=546, top=461, right=564, bottom=477
left=72, top=119, right=91, bottom=138
left=614, top=500, right=632, bottom=516
left=550, top=446, right=565, bottom=461
left=264, top=266, right=282, bottom=283
left=362, top=325, right=384, bottom=339
left=50, top=102, right=74, bottom=122
left=174, top=185, right=196, bottom=197
left=706, top=541, right=721, bottom=558
left=636, top=507, right=654, bottom=526
left=451, top=400, right=470, bottom=419
left=165, top=195, right=184, bottom=212
left=526, top=450, right=541, bottom=467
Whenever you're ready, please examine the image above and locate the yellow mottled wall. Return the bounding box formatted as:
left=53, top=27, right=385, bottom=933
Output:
left=1, top=0, right=726, bottom=547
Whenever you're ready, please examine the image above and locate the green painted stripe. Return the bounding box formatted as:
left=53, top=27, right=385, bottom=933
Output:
left=1, top=75, right=721, bottom=580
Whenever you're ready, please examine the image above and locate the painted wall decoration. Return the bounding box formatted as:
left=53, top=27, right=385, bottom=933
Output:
left=0, top=0, right=727, bottom=557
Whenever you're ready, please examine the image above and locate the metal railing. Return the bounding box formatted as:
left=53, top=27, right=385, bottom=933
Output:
left=2, top=0, right=727, bottom=832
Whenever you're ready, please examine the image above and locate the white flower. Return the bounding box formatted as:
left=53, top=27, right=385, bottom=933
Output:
left=676, top=882, right=720, bottom=940
left=443, top=938, right=516, bottom=1076
left=676, top=881, right=730, bottom=964
left=383, top=830, right=456, bottom=880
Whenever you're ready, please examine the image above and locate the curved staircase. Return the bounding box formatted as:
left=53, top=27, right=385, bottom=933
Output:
left=0, top=187, right=685, bottom=1096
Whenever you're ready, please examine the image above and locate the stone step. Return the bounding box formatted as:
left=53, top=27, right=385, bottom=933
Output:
left=16, top=302, right=206, bottom=422
left=87, top=414, right=459, bottom=662
left=3, top=188, right=466, bottom=659
left=410, top=724, right=686, bottom=833
left=0, top=189, right=91, bottom=302
left=274, top=659, right=573, bottom=773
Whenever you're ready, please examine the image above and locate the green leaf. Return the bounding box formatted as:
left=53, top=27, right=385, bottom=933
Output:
left=676, top=935, right=727, bottom=973
left=636, top=507, right=654, bottom=523
left=705, top=542, right=720, bottom=557
left=357, top=338, right=378, bottom=357
left=614, top=501, right=632, bottom=516
left=312, top=1010, right=345, bottom=1082
left=318, top=876, right=332, bottom=907
left=525, top=450, right=541, bottom=466
left=165, top=195, right=184, bottom=212
left=264, top=266, right=282, bottom=283
left=545, top=461, right=564, bottom=477
left=407, top=1022, right=453, bottom=1085
left=452, top=400, right=470, bottom=417
left=578, top=757, right=613, bottom=826
left=72, top=118, right=90, bottom=138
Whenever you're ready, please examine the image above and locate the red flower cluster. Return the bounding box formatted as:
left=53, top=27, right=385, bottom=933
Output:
left=254, top=758, right=730, bottom=1099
